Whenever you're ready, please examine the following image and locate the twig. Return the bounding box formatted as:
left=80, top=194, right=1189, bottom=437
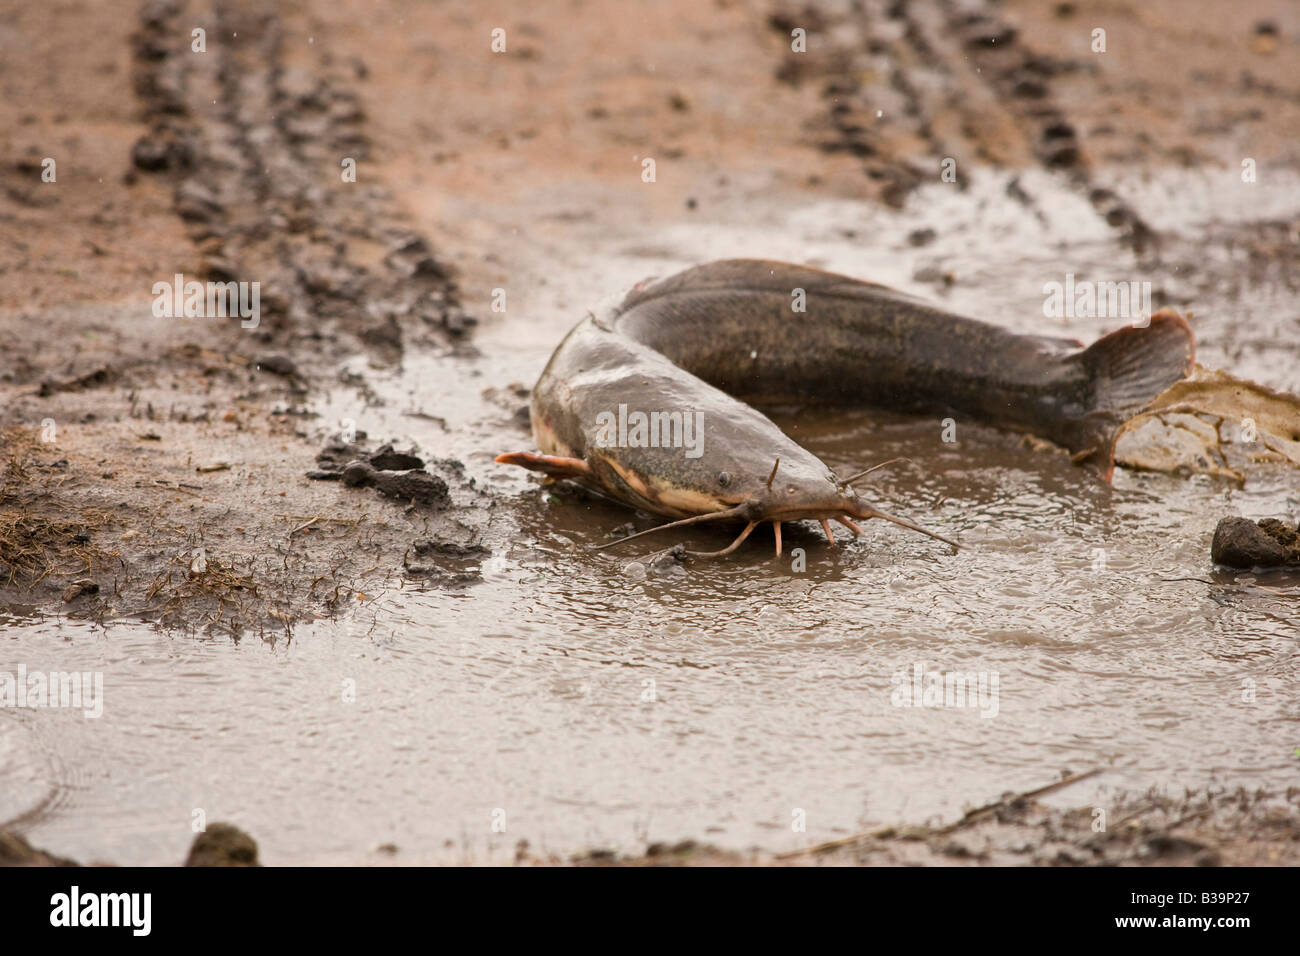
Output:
left=289, top=516, right=320, bottom=537
left=775, top=769, right=1102, bottom=859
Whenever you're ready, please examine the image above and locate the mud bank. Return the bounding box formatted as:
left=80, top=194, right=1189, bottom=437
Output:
left=1, top=821, right=259, bottom=867
left=1, top=0, right=493, bottom=634
left=8, top=783, right=1299, bottom=867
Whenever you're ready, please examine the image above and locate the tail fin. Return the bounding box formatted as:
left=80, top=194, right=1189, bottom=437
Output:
left=1071, top=309, right=1196, bottom=479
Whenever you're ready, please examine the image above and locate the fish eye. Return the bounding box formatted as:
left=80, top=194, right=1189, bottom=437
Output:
left=717, top=471, right=732, bottom=487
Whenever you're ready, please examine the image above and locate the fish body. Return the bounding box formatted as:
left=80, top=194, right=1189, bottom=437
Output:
left=498, top=259, right=1195, bottom=554
left=525, top=316, right=849, bottom=521
left=607, top=260, right=1195, bottom=473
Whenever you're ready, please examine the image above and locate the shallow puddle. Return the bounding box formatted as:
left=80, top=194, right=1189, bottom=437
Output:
left=5, top=170, right=1298, bottom=864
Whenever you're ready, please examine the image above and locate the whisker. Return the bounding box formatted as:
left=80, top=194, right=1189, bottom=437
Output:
left=589, top=504, right=748, bottom=550
left=820, top=517, right=838, bottom=547
left=837, top=457, right=914, bottom=488
left=685, top=521, right=759, bottom=559
left=854, top=504, right=959, bottom=550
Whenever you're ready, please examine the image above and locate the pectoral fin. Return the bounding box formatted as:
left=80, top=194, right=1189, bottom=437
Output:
left=495, top=451, right=591, bottom=480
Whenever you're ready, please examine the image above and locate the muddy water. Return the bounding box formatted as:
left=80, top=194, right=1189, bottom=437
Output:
left=5, top=170, right=1299, bottom=864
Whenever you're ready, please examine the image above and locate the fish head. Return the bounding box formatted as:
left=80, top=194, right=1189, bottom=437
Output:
left=737, top=458, right=959, bottom=550
left=742, top=461, right=857, bottom=523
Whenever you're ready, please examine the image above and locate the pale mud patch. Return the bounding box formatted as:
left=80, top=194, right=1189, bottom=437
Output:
left=1117, top=366, right=1300, bottom=479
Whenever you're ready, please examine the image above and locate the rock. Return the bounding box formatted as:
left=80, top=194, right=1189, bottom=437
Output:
left=256, top=354, right=300, bottom=378
left=131, top=136, right=172, bottom=171
left=1211, top=516, right=1299, bottom=568
left=185, top=822, right=260, bottom=866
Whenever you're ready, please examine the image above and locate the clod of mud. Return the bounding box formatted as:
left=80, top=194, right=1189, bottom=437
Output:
left=368, top=444, right=425, bottom=471
left=37, top=366, right=118, bottom=397
left=1211, top=517, right=1300, bottom=569
left=130, top=133, right=193, bottom=172
left=403, top=539, right=487, bottom=586
left=1, top=821, right=261, bottom=867
left=411, top=539, right=489, bottom=561
left=312, top=435, right=371, bottom=474
left=1114, top=366, right=1300, bottom=477
left=312, top=437, right=440, bottom=489
left=341, top=461, right=450, bottom=509
left=184, top=823, right=261, bottom=867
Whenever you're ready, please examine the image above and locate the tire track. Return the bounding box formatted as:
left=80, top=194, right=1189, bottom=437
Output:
left=130, top=0, right=473, bottom=366
left=938, top=0, right=1158, bottom=255
left=767, top=0, right=1159, bottom=253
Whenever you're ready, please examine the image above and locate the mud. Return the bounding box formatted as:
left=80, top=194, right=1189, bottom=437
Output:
left=574, top=783, right=1300, bottom=867
left=2, top=0, right=1298, bottom=866
left=10, top=781, right=1297, bottom=867
left=1, top=0, right=491, bottom=634
left=0, top=821, right=259, bottom=867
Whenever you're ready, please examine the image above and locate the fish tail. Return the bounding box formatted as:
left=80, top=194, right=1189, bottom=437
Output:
left=1070, top=309, right=1196, bottom=479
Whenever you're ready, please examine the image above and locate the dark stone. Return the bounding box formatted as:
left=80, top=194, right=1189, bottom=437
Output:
left=130, top=136, right=171, bottom=171
left=185, top=822, right=260, bottom=867
left=256, top=354, right=299, bottom=378
left=1210, top=517, right=1297, bottom=569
